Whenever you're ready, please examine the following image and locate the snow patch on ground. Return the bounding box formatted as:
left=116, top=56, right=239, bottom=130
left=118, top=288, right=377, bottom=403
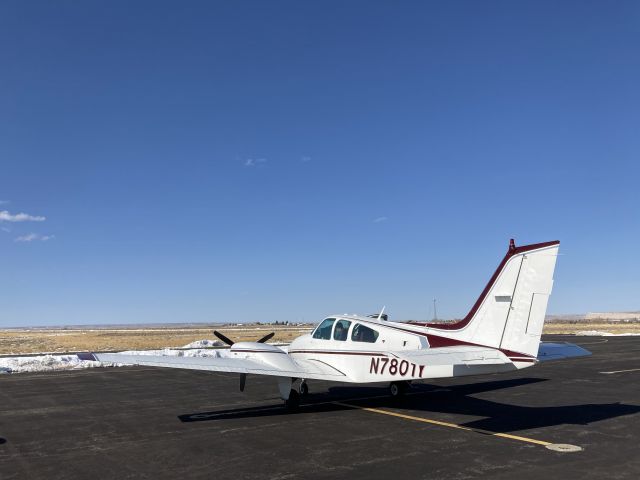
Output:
left=575, top=330, right=640, bottom=336
left=181, top=339, right=225, bottom=348
left=0, top=339, right=233, bottom=373
left=0, top=354, right=94, bottom=373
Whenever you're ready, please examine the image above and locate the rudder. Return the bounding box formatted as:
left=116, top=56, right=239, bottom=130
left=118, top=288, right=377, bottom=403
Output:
left=498, top=243, right=559, bottom=357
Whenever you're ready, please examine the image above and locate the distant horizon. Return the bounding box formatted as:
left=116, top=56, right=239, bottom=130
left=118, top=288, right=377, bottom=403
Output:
left=3, top=310, right=640, bottom=330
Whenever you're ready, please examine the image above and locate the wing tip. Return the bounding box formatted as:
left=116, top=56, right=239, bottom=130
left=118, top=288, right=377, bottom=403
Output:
left=77, top=352, right=98, bottom=361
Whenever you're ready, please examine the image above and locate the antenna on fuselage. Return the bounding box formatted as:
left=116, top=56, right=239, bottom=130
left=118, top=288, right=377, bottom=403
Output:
left=377, top=306, right=386, bottom=321
left=433, top=298, right=437, bottom=321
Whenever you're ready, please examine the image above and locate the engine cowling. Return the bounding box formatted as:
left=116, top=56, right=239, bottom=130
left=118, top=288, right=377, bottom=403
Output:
left=230, top=342, right=298, bottom=371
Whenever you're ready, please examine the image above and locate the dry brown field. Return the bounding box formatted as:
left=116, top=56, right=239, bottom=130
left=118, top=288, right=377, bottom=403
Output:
left=542, top=322, right=640, bottom=335
left=1, top=321, right=638, bottom=356
left=0, top=325, right=313, bottom=355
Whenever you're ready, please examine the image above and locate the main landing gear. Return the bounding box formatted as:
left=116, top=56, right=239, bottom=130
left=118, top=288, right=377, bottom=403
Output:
left=285, top=379, right=309, bottom=411
left=389, top=381, right=411, bottom=398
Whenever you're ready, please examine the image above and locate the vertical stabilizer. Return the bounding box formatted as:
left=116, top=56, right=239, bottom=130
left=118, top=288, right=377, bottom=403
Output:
left=426, top=240, right=560, bottom=358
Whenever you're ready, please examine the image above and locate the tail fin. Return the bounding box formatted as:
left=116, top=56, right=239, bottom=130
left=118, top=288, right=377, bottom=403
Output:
left=427, top=239, right=560, bottom=358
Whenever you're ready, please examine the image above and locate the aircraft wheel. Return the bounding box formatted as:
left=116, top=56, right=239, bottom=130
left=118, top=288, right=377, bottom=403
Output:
left=285, top=389, right=300, bottom=411
left=299, top=381, right=309, bottom=396
left=389, top=381, right=406, bottom=398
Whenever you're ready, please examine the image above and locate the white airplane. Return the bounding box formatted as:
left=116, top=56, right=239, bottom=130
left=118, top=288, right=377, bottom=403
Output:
left=79, top=239, right=590, bottom=410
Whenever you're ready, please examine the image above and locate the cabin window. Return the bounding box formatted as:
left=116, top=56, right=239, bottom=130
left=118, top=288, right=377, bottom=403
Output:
left=333, top=319, right=351, bottom=341
left=312, top=318, right=336, bottom=340
left=351, top=323, right=379, bottom=343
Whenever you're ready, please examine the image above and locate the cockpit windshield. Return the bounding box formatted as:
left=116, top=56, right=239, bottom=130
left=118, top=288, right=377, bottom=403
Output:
left=312, top=318, right=336, bottom=340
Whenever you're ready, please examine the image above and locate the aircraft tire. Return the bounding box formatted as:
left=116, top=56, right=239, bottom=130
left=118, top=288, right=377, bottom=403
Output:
left=389, top=382, right=411, bottom=398
left=389, top=381, right=407, bottom=398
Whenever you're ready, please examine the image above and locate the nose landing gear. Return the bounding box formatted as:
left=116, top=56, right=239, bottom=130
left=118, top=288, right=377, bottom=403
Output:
left=299, top=380, right=309, bottom=396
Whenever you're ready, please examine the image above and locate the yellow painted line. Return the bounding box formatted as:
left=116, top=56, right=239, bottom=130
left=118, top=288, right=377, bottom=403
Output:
left=334, top=401, right=552, bottom=447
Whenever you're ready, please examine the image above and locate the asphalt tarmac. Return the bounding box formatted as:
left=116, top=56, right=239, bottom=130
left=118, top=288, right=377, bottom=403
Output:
left=1, top=335, right=639, bottom=480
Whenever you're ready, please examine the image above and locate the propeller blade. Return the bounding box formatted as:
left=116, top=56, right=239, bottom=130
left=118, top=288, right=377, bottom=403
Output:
left=213, top=330, right=235, bottom=346
left=240, top=373, right=247, bottom=392
left=257, top=332, right=275, bottom=343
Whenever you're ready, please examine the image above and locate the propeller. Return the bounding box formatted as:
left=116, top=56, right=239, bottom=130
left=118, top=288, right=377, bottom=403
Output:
left=213, top=330, right=275, bottom=346
left=213, top=330, right=235, bottom=346
left=257, top=332, right=275, bottom=343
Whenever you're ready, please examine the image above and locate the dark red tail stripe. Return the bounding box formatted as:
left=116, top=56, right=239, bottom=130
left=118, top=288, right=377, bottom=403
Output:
left=408, top=239, right=559, bottom=331
left=425, top=334, right=476, bottom=348
left=499, top=347, right=537, bottom=359
left=426, top=334, right=535, bottom=359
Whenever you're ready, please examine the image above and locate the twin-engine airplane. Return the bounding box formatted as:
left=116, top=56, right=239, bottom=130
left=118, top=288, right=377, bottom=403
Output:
left=80, top=239, right=590, bottom=409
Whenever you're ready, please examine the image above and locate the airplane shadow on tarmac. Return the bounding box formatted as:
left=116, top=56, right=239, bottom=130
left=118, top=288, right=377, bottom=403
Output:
left=0, top=438, right=6, bottom=445
left=178, top=377, right=640, bottom=434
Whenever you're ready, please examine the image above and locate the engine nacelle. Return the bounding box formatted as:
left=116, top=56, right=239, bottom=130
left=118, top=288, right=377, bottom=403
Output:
left=230, top=342, right=298, bottom=372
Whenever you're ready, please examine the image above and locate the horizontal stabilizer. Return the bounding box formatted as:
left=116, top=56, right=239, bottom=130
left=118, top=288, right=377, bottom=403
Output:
left=537, top=342, right=591, bottom=362
left=400, top=345, right=511, bottom=366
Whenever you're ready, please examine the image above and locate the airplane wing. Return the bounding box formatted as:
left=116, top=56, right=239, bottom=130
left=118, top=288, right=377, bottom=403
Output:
left=536, top=342, right=591, bottom=362
left=78, top=352, right=347, bottom=382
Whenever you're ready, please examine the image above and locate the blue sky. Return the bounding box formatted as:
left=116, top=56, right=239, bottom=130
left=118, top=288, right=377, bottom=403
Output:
left=1, top=1, right=639, bottom=327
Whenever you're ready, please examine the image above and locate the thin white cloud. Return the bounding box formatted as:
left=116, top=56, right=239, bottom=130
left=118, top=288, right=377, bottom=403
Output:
left=1, top=226, right=11, bottom=233
left=0, top=210, right=46, bottom=222
left=373, top=216, right=388, bottom=223
left=14, top=233, right=55, bottom=243
left=301, top=156, right=312, bottom=163
left=15, top=233, right=39, bottom=242
left=244, top=158, right=267, bottom=167
left=0, top=200, right=9, bottom=205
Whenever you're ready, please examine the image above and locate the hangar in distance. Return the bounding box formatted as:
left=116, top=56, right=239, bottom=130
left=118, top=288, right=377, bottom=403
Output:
left=80, top=239, right=590, bottom=409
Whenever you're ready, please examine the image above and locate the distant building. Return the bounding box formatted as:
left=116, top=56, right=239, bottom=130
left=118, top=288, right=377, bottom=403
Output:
left=585, top=312, right=640, bottom=322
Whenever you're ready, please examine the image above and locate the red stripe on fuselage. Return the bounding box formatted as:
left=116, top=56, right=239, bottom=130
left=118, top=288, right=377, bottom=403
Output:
left=288, top=350, right=388, bottom=357
left=231, top=349, right=286, bottom=354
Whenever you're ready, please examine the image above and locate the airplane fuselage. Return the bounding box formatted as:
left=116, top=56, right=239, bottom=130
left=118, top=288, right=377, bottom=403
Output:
left=230, top=314, right=532, bottom=385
